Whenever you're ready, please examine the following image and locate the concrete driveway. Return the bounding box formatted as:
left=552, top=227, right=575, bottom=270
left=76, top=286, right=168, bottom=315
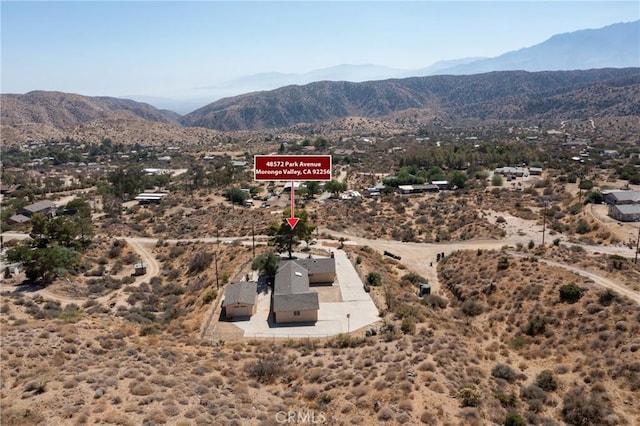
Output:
left=233, top=249, right=380, bottom=339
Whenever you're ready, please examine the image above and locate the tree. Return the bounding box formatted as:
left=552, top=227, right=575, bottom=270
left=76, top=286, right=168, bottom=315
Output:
left=305, top=181, right=321, bottom=198
left=268, top=209, right=315, bottom=259
left=252, top=251, right=280, bottom=285
left=7, top=245, right=79, bottom=283
left=492, top=174, right=504, bottom=186
left=107, top=166, right=145, bottom=200
left=450, top=171, right=468, bottom=189
left=225, top=187, right=249, bottom=204
left=324, top=179, right=347, bottom=198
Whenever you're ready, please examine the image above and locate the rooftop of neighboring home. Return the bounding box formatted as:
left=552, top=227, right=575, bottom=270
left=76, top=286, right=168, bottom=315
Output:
left=21, top=200, right=56, bottom=214
left=603, top=190, right=640, bottom=204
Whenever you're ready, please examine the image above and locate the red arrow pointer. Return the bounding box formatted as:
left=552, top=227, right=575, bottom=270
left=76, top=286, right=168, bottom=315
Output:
left=287, top=180, right=299, bottom=229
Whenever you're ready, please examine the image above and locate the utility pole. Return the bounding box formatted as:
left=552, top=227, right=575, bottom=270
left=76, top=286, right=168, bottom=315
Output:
left=635, top=226, right=640, bottom=264
left=214, top=251, right=219, bottom=289
left=542, top=201, right=547, bottom=245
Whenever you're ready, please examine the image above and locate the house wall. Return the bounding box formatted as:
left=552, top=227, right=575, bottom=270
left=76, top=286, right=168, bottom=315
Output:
left=308, top=272, right=335, bottom=284
left=275, top=309, right=318, bottom=323
left=608, top=205, right=640, bottom=222
left=226, top=303, right=256, bottom=318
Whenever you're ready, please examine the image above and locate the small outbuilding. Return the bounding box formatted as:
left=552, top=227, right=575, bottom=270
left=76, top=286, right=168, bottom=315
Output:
left=223, top=281, right=258, bottom=319
left=418, top=283, right=431, bottom=298
left=134, top=262, right=147, bottom=276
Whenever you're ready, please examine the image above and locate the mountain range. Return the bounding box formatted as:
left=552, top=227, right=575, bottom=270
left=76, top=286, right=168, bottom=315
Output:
left=1, top=21, right=638, bottom=137
left=155, top=20, right=638, bottom=113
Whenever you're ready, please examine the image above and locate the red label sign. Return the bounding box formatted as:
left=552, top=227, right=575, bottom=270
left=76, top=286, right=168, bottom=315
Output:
left=254, top=155, right=332, bottom=181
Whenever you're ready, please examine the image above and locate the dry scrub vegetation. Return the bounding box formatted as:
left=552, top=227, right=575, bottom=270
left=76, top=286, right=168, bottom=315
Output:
left=2, top=245, right=638, bottom=425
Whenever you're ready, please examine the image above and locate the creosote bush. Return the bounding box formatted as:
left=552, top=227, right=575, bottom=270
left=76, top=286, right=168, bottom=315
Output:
left=248, top=354, right=284, bottom=384
left=461, top=300, right=484, bottom=317
left=492, top=363, right=518, bottom=382
left=559, top=284, right=584, bottom=304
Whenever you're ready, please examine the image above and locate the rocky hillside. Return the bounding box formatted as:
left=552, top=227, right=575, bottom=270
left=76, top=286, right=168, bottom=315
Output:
left=1, top=91, right=180, bottom=128
left=180, top=68, right=640, bottom=130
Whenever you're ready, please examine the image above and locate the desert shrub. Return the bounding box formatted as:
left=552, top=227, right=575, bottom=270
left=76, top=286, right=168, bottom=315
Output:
left=401, top=317, right=416, bottom=334
left=188, top=251, right=213, bottom=275
left=422, top=294, right=448, bottom=309
left=401, top=272, right=426, bottom=285
left=561, top=386, right=612, bottom=425
left=492, top=363, right=517, bottom=382
left=327, top=334, right=366, bottom=348
left=248, top=354, right=284, bottom=384
left=496, top=216, right=506, bottom=223
left=598, top=289, right=616, bottom=306
left=575, top=219, right=590, bottom=234
left=202, top=289, right=218, bottom=305
left=559, top=284, right=584, bottom=303
left=520, top=384, right=547, bottom=411
left=458, top=386, right=481, bottom=407
left=366, top=272, right=382, bottom=286
left=523, top=316, right=547, bottom=336
left=503, top=412, right=526, bottom=426
left=535, top=370, right=557, bottom=392
left=495, top=392, right=518, bottom=409
left=461, top=300, right=484, bottom=317
left=497, top=257, right=509, bottom=270
left=608, top=255, right=626, bottom=270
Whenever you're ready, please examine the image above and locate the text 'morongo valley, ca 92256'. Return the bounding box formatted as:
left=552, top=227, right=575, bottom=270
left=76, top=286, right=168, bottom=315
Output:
left=254, top=155, right=332, bottom=181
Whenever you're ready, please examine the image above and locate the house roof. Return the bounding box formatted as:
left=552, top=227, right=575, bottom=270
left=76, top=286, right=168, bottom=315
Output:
left=9, top=214, right=31, bottom=223
left=223, top=281, right=258, bottom=307
left=294, top=258, right=336, bottom=276
left=22, top=200, right=56, bottom=214
left=274, top=261, right=309, bottom=295
left=273, top=292, right=319, bottom=312
left=608, top=191, right=640, bottom=204
left=611, top=204, right=640, bottom=215
left=272, top=260, right=321, bottom=312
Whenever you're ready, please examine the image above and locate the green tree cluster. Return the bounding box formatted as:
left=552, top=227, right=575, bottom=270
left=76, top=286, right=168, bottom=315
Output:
left=6, top=199, right=92, bottom=283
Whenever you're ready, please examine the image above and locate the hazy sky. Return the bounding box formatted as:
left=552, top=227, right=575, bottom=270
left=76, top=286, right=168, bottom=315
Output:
left=2, top=1, right=639, bottom=100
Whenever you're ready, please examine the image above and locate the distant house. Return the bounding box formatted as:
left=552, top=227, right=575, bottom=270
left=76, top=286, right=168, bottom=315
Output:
left=608, top=204, right=640, bottom=222
left=494, top=167, right=526, bottom=177
left=8, top=214, right=30, bottom=225
left=20, top=200, right=57, bottom=218
left=398, top=184, right=439, bottom=195
left=231, top=160, right=249, bottom=168
left=223, top=281, right=258, bottom=319
left=603, top=190, right=640, bottom=205
left=135, top=192, right=167, bottom=204
left=529, top=167, right=543, bottom=176
left=602, top=150, right=620, bottom=157
left=431, top=180, right=450, bottom=190
left=0, top=184, right=21, bottom=195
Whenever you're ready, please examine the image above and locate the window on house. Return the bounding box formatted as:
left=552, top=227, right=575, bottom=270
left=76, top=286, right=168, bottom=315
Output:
left=293, top=311, right=301, bottom=316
